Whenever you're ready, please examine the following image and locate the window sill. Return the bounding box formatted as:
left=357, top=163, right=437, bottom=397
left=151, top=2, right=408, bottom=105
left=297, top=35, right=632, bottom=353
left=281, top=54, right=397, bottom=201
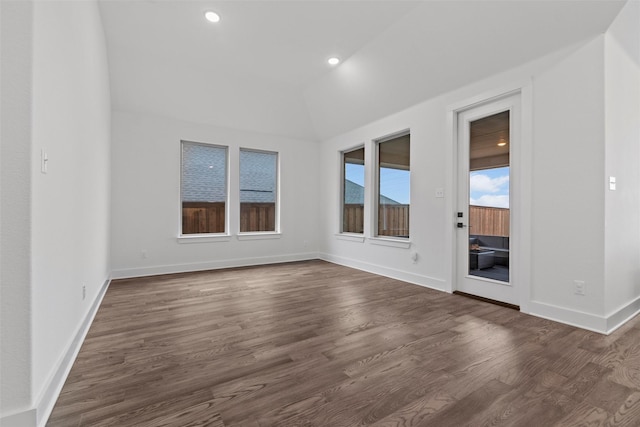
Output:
left=237, top=232, right=281, bottom=241
left=177, top=234, right=231, bottom=244
left=335, top=233, right=365, bottom=243
left=368, top=237, right=411, bottom=249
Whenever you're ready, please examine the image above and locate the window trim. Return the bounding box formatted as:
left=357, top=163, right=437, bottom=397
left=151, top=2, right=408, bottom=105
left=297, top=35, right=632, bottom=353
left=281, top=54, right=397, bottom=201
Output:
left=373, top=129, right=411, bottom=239
left=238, top=147, right=280, bottom=234
left=340, top=144, right=365, bottom=235
left=335, top=233, right=365, bottom=243
left=367, top=236, right=411, bottom=249
left=179, top=140, right=230, bottom=237
left=177, top=234, right=231, bottom=244
left=237, top=232, right=282, bottom=241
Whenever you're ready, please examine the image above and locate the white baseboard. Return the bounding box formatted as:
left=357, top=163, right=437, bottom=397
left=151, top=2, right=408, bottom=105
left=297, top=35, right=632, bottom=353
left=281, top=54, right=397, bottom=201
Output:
left=111, top=252, right=320, bottom=280
left=528, top=300, right=607, bottom=334
left=35, top=278, right=111, bottom=427
left=606, top=295, right=640, bottom=334
left=0, top=408, right=37, bottom=427
left=528, top=296, right=640, bottom=335
left=319, top=252, right=447, bottom=292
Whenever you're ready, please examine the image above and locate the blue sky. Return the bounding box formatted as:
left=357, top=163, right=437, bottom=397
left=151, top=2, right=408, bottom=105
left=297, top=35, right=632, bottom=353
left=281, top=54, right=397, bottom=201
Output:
left=380, top=168, right=410, bottom=204
left=345, top=163, right=364, bottom=186
left=345, top=164, right=410, bottom=205
left=470, top=167, right=510, bottom=208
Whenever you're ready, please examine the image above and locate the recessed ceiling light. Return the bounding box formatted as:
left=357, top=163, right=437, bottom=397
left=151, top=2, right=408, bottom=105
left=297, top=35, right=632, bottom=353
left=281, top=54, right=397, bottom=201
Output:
left=204, top=11, right=220, bottom=23
left=328, top=57, right=340, bottom=66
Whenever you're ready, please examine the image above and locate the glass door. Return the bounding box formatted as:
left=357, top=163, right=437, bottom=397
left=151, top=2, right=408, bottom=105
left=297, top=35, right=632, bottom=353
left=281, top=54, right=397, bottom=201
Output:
left=456, top=94, right=519, bottom=305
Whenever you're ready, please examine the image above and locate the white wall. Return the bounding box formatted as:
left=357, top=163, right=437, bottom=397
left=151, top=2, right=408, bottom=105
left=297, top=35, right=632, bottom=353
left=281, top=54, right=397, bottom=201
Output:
left=110, top=111, right=320, bottom=278
left=318, top=34, right=627, bottom=332
left=1, top=1, right=112, bottom=425
left=31, top=0, right=112, bottom=420
left=106, top=48, right=318, bottom=141
left=318, top=98, right=450, bottom=289
left=1, top=1, right=35, bottom=423
left=604, top=0, right=640, bottom=327
left=530, top=36, right=606, bottom=321
left=318, top=43, right=578, bottom=286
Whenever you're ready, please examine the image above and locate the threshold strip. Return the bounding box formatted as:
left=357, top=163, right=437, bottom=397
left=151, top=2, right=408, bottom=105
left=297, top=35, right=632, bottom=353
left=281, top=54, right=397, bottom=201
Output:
left=453, top=291, right=520, bottom=311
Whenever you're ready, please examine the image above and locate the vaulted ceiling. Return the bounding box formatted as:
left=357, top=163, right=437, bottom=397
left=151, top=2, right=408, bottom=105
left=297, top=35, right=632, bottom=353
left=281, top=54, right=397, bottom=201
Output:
left=99, top=0, right=626, bottom=141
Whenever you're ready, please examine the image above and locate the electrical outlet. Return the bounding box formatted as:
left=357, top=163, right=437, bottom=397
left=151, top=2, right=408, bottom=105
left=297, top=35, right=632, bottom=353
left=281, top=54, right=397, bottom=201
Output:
left=82, top=285, right=86, bottom=300
left=574, top=280, right=585, bottom=296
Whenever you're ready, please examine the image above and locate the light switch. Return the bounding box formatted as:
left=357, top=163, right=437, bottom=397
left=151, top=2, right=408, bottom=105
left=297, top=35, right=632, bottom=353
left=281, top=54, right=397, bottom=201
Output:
left=609, top=176, right=616, bottom=191
left=41, top=149, right=48, bottom=174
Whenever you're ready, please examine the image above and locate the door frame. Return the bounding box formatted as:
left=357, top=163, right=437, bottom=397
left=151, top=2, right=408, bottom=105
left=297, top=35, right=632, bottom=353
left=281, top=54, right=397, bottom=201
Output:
left=444, top=82, right=533, bottom=313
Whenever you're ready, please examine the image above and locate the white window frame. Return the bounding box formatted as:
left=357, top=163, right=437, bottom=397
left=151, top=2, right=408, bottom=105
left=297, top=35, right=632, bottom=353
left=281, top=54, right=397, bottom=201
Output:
left=178, top=140, right=230, bottom=241
left=372, top=130, right=411, bottom=242
left=238, top=147, right=280, bottom=236
left=340, top=145, right=366, bottom=236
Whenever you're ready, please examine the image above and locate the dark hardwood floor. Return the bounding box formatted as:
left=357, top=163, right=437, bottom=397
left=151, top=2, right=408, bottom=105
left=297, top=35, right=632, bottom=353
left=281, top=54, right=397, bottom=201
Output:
left=48, top=260, right=640, bottom=426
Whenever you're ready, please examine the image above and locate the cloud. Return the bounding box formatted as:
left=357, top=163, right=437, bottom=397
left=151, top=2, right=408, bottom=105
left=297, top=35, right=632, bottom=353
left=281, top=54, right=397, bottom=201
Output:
left=470, top=173, right=509, bottom=193
left=470, top=194, right=510, bottom=208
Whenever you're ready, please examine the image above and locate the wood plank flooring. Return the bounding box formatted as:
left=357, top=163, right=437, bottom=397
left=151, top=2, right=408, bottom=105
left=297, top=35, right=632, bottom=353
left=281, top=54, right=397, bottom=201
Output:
left=47, top=260, right=640, bottom=426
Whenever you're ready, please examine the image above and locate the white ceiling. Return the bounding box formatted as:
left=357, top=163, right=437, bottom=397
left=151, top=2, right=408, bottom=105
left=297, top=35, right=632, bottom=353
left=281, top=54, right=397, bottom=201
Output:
left=99, top=0, right=627, bottom=141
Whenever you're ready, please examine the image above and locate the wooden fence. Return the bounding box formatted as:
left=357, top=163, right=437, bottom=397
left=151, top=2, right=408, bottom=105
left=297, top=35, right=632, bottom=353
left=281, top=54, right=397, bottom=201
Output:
left=240, top=203, right=276, bottom=232
left=469, top=205, right=509, bottom=237
left=343, top=204, right=364, bottom=234
left=378, top=205, right=409, bottom=237
left=183, top=202, right=502, bottom=237
left=182, top=202, right=275, bottom=234
left=343, top=204, right=410, bottom=237
left=182, top=202, right=225, bottom=234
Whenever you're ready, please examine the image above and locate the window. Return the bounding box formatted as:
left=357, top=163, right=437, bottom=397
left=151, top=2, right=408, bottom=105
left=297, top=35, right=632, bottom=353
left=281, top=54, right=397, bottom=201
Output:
left=376, top=133, right=410, bottom=238
left=239, top=149, right=278, bottom=232
left=342, top=147, right=365, bottom=234
left=181, top=141, right=228, bottom=235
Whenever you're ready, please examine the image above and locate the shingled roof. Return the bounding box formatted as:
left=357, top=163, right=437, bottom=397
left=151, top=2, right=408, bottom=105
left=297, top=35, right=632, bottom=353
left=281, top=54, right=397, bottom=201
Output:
left=239, top=150, right=276, bottom=203
left=182, top=143, right=276, bottom=203
left=182, top=143, right=226, bottom=202
left=344, top=180, right=399, bottom=205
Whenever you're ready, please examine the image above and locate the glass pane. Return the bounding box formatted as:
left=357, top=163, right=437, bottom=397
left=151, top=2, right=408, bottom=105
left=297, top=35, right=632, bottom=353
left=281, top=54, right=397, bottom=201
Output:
left=468, top=111, right=510, bottom=282
left=240, top=149, right=277, bottom=232
left=181, top=142, right=227, bottom=234
left=377, top=134, right=410, bottom=238
left=343, top=147, right=364, bottom=233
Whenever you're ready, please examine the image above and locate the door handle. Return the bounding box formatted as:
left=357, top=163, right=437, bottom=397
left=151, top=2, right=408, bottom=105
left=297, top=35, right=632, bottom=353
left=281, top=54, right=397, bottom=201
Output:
left=457, top=222, right=467, bottom=228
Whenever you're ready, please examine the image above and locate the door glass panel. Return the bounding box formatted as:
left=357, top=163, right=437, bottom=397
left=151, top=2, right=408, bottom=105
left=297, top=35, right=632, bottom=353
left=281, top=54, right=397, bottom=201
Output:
left=468, top=111, right=510, bottom=282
